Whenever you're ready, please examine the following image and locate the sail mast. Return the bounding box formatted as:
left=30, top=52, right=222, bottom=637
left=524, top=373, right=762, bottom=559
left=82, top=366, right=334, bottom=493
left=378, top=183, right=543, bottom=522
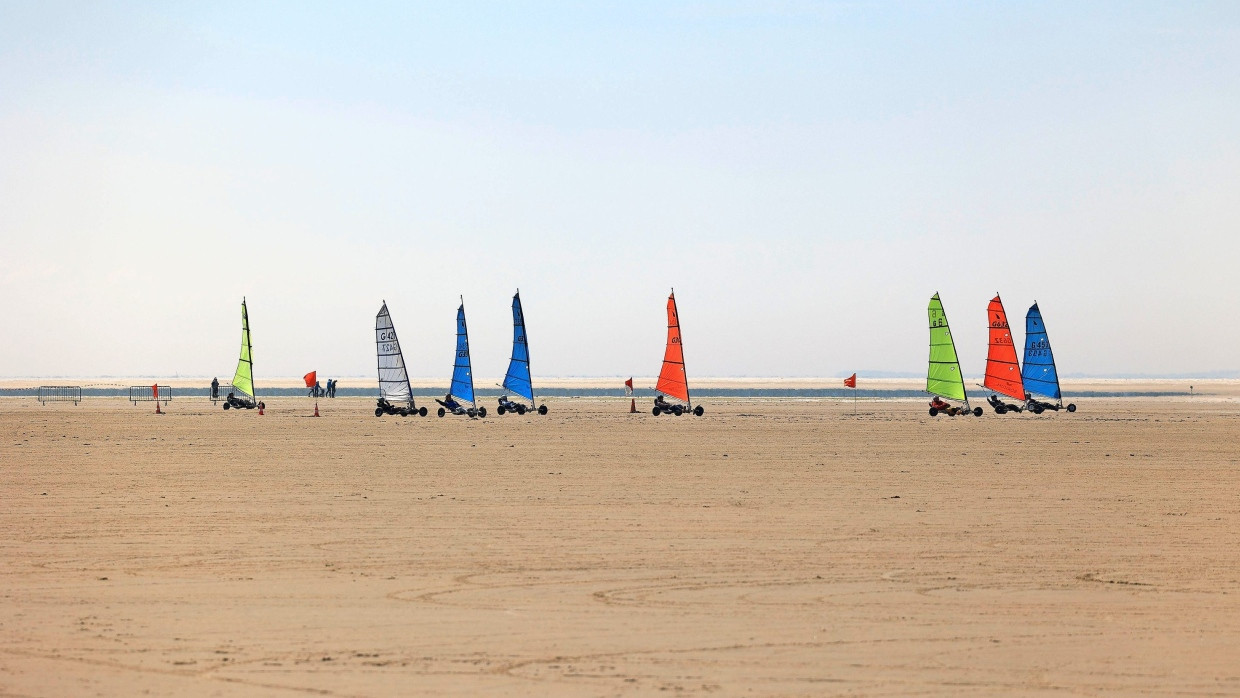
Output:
left=519, top=290, right=533, bottom=403
left=464, top=295, right=473, bottom=402
left=375, top=300, right=384, bottom=400
left=248, top=298, right=254, bottom=399
left=676, top=290, right=692, bottom=410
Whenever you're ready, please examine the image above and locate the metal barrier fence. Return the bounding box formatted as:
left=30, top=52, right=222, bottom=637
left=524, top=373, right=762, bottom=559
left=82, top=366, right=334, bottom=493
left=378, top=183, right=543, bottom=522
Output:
left=129, top=385, right=172, bottom=404
left=38, top=386, right=82, bottom=405
left=209, top=383, right=232, bottom=403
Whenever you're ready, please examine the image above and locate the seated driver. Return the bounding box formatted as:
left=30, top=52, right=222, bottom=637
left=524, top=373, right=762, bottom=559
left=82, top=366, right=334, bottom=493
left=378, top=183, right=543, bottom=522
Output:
left=437, top=393, right=461, bottom=411
left=654, top=395, right=668, bottom=408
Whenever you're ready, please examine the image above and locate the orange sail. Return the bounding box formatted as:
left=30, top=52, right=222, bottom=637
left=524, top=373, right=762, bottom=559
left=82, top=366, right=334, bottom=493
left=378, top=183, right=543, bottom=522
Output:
left=984, top=294, right=1025, bottom=400
left=655, top=291, right=690, bottom=402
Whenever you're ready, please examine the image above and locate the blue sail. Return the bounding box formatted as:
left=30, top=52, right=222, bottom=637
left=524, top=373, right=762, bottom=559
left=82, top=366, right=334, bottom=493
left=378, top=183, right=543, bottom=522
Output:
left=503, top=292, right=534, bottom=402
left=1022, top=302, right=1061, bottom=400
left=449, top=303, right=475, bottom=404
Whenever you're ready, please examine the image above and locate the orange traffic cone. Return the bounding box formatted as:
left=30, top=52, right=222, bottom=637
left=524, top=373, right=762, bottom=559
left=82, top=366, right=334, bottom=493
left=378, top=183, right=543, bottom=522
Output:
left=258, top=404, right=264, bottom=415
left=313, top=402, right=320, bottom=417
left=630, top=399, right=637, bottom=413
left=155, top=401, right=162, bottom=414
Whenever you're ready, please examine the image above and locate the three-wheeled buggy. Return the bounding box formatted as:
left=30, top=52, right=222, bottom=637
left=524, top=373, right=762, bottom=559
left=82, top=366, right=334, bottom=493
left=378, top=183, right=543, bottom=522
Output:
left=986, top=393, right=1024, bottom=415
left=436, top=395, right=487, bottom=419
left=652, top=395, right=705, bottom=417
left=222, top=392, right=264, bottom=411
left=1025, top=396, right=1076, bottom=414
left=375, top=397, right=427, bottom=418
left=496, top=395, right=549, bottom=416
left=928, top=396, right=983, bottom=417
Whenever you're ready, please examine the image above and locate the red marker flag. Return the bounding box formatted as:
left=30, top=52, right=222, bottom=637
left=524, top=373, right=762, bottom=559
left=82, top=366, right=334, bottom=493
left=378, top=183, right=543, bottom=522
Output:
left=844, top=373, right=857, bottom=388
left=304, top=371, right=317, bottom=388
left=624, top=377, right=634, bottom=397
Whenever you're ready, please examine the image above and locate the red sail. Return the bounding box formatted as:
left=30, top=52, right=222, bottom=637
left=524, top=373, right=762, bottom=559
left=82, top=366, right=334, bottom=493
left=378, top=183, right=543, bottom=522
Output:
left=984, top=294, right=1025, bottom=400
left=655, top=292, right=690, bottom=402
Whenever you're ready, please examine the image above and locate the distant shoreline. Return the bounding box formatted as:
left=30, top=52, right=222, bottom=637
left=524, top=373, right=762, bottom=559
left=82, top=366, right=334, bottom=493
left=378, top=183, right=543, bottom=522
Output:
left=2, top=376, right=1233, bottom=399
left=0, top=376, right=1233, bottom=389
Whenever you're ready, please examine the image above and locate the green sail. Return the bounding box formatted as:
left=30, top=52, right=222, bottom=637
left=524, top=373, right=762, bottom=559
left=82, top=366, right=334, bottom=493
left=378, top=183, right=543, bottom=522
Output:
left=231, top=298, right=255, bottom=399
left=927, top=293, right=966, bottom=402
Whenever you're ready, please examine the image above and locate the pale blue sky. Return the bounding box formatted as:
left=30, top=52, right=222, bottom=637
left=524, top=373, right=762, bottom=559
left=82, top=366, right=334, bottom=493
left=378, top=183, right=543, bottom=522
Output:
left=2, top=2, right=1238, bottom=379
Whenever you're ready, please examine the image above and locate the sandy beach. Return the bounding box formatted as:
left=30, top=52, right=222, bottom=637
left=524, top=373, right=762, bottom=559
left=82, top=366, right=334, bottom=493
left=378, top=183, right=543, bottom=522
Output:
left=2, top=394, right=1239, bottom=695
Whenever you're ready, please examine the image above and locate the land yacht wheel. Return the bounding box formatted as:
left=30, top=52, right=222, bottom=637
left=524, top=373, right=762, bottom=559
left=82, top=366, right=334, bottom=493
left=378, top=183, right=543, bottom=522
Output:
left=928, top=407, right=938, bottom=417
left=375, top=408, right=383, bottom=417
left=438, top=408, right=446, bottom=417
left=223, top=402, right=231, bottom=410
left=478, top=407, right=487, bottom=418
left=694, top=405, right=704, bottom=416
left=497, top=405, right=506, bottom=415
left=538, top=405, right=548, bottom=415
left=1067, top=403, right=1076, bottom=412
left=652, top=407, right=661, bottom=416
left=973, top=407, right=983, bottom=417
left=517, top=404, right=527, bottom=415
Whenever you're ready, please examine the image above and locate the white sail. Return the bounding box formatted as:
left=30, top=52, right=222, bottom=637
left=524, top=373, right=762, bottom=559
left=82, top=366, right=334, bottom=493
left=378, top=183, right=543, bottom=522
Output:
left=375, top=302, right=413, bottom=406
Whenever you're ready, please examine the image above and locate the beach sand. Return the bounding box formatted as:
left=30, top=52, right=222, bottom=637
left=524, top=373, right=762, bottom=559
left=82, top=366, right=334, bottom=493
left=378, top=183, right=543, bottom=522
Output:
left=2, top=395, right=1238, bottom=695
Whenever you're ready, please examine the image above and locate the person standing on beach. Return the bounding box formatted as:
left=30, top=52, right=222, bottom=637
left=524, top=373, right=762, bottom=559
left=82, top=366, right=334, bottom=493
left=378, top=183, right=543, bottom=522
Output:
left=211, top=377, right=219, bottom=400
